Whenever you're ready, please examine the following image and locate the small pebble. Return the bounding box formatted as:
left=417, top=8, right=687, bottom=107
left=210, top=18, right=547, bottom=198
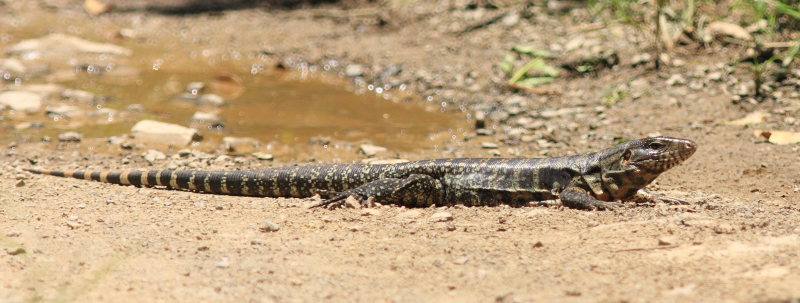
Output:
left=430, top=211, right=454, bottom=222
left=359, top=144, right=388, bottom=157
left=216, top=258, right=230, bottom=268
left=345, top=64, right=364, bottom=77
left=5, top=231, right=21, bottom=237
left=57, top=132, right=82, bottom=142
left=261, top=221, right=280, bottom=232
left=481, top=142, right=499, bottom=149
left=252, top=152, right=274, bottom=161
left=344, top=196, right=363, bottom=209
left=658, top=236, right=676, bottom=246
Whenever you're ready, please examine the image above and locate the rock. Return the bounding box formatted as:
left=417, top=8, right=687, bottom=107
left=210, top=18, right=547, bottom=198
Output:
left=481, top=142, right=499, bottom=149
left=658, top=236, right=676, bottom=246
left=345, top=64, right=364, bottom=77
left=131, top=120, right=201, bottom=146
left=57, top=132, right=82, bottom=142
left=725, top=112, right=769, bottom=126
left=222, top=136, right=261, bottom=152
left=707, top=21, right=753, bottom=41
left=630, top=53, right=652, bottom=66
left=6, top=247, right=25, bottom=255
left=476, top=129, right=493, bottom=136
left=0, top=58, right=27, bottom=74
left=501, top=12, right=520, bottom=27
left=430, top=211, right=454, bottom=222
left=47, top=104, right=84, bottom=118
left=474, top=111, right=486, bottom=129
left=19, top=84, right=65, bottom=99
left=197, top=94, right=224, bottom=106
left=192, top=112, right=222, bottom=125
left=14, top=122, right=44, bottom=130
left=0, top=91, right=42, bottom=112
left=143, top=149, right=167, bottom=164
left=5, top=231, right=21, bottom=237
left=666, top=74, right=686, bottom=86
left=8, top=33, right=132, bottom=57
left=344, top=196, right=363, bottom=209
left=251, top=152, right=274, bottom=161
left=397, top=209, right=424, bottom=219
left=707, top=71, right=724, bottom=82
left=216, top=258, right=230, bottom=268
left=262, top=221, right=280, bottom=232
left=186, top=82, right=206, bottom=94
left=361, top=209, right=382, bottom=216
left=359, top=144, right=388, bottom=157
left=61, top=89, right=95, bottom=103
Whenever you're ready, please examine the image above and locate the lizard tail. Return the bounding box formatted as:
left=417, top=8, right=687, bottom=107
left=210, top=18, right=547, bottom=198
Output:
left=24, top=168, right=271, bottom=196
left=24, top=168, right=184, bottom=188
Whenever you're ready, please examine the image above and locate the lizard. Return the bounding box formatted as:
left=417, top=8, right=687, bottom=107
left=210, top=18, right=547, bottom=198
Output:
left=24, top=136, right=696, bottom=210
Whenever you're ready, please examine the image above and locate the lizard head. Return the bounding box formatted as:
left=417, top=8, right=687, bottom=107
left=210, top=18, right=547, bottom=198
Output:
left=597, top=136, right=696, bottom=200
left=618, top=136, right=697, bottom=174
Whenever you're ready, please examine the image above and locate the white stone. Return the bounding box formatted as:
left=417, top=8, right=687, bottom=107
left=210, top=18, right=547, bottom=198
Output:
left=0, top=91, right=42, bottom=112
left=8, top=33, right=132, bottom=57
left=0, top=58, right=27, bottom=74
left=222, top=136, right=261, bottom=152
left=131, top=120, right=200, bottom=146
left=359, top=144, right=388, bottom=157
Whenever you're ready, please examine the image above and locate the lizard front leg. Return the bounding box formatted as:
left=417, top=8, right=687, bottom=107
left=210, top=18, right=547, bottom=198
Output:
left=559, top=187, right=618, bottom=210
left=311, top=174, right=444, bottom=208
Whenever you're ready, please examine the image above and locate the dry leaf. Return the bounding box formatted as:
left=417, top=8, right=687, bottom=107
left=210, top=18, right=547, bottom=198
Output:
left=84, top=0, right=114, bottom=16
left=754, top=130, right=800, bottom=145
left=707, top=21, right=753, bottom=41
left=725, top=112, right=769, bottom=126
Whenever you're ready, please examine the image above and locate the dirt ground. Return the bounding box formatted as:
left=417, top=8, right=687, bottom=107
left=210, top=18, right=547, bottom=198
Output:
left=1, top=0, right=800, bottom=302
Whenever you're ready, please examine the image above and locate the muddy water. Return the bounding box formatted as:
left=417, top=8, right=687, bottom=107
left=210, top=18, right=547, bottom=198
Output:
left=62, top=67, right=459, bottom=151
left=2, top=9, right=464, bottom=153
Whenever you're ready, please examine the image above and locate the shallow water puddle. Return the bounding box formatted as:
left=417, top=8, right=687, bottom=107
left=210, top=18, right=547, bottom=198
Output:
left=60, top=68, right=459, bottom=151
left=0, top=10, right=463, bottom=154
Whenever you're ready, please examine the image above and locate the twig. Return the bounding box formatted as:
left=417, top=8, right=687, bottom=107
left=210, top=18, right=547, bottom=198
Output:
left=763, top=41, right=800, bottom=48
left=614, top=245, right=679, bottom=252
left=456, top=11, right=508, bottom=36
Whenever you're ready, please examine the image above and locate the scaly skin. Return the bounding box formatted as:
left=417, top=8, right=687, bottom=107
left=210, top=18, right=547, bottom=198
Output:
left=25, top=137, right=697, bottom=210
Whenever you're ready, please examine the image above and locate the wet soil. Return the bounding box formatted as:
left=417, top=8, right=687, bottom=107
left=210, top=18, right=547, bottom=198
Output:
left=1, top=1, right=800, bottom=302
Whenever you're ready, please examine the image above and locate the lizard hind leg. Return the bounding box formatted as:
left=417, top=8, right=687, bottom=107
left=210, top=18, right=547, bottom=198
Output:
left=310, top=174, right=444, bottom=209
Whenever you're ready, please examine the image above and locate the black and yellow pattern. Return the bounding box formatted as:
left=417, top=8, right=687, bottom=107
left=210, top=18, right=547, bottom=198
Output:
left=25, top=137, right=697, bottom=210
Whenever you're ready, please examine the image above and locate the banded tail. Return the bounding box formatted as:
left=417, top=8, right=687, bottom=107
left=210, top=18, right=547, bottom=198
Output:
left=24, top=168, right=276, bottom=197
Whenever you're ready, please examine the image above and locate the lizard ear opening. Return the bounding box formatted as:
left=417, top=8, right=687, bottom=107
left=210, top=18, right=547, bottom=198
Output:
left=621, top=149, right=633, bottom=165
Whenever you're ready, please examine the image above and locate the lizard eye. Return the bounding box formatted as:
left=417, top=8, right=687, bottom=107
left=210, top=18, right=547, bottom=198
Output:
left=647, top=142, right=665, bottom=150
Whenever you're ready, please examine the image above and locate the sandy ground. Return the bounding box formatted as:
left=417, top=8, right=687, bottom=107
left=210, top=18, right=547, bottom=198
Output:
left=1, top=1, right=800, bottom=302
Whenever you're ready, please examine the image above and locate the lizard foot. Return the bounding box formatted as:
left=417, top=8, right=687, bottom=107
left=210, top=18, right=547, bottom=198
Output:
left=585, top=201, right=620, bottom=211
left=309, top=190, right=374, bottom=209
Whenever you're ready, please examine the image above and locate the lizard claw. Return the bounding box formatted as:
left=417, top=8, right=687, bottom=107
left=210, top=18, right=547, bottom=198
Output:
left=632, top=191, right=690, bottom=205
left=588, top=201, right=620, bottom=211
left=309, top=190, right=372, bottom=209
